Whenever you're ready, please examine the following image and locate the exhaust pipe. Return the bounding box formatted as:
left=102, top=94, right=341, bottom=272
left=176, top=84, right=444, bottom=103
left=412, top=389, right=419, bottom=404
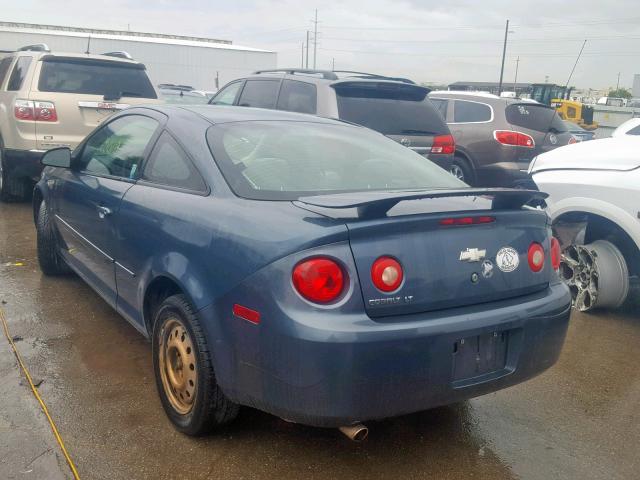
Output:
left=339, top=424, right=368, bottom=442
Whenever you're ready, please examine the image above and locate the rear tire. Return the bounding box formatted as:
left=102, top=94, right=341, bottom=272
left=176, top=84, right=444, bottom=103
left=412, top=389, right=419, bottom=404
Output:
left=36, top=200, right=71, bottom=275
left=153, top=294, right=239, bottom=435
left=450, top=155, right=475, bottom=185
left=0, top=142, right=28, bottom=202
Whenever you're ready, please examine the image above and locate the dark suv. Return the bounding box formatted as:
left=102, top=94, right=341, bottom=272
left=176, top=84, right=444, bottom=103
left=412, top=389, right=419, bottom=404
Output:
left=428, top=91, right=572, bottom=187
left=209, top=69, right=454, bottom=171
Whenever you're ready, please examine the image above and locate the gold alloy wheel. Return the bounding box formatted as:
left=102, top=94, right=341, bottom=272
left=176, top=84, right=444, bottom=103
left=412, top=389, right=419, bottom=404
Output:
left=158, top=317, right=198, bottom=415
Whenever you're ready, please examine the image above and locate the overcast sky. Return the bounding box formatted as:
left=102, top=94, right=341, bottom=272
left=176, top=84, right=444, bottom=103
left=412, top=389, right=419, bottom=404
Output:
left=5, top=0, right=640, bottom=89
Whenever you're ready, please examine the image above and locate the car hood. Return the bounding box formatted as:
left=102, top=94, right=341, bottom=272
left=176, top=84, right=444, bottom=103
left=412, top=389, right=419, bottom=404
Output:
left=529, top=136, right=640, bottom=173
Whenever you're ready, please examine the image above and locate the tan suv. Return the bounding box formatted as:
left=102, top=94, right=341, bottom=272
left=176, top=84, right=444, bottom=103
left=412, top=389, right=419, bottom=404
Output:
left=0, top=44, right=159, bottom=201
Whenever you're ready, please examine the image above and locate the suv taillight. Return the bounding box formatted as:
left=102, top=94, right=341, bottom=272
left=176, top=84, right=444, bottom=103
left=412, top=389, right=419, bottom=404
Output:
left=14, top=99, right=35, bottom=120
left=14, top=99, right=57, bottom=122
left=35, top=101, right=57, bottom=122
left=431, top=134, right=455, bottom=154
left=494, top=130, right=535, bottom=148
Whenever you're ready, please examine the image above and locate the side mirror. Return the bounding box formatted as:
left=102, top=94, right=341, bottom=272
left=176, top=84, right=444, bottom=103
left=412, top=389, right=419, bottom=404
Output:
left=41, top=147, right=71, bottom=168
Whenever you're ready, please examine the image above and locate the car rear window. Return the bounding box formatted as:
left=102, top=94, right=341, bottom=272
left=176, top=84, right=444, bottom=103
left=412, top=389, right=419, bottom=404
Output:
left=38, top=57, right=156, bottom=98
left=505, top=103, right=567, bottom=133
left=334, top=82, right=449, bottom=136
left=206, top=120, right=465, bottom=201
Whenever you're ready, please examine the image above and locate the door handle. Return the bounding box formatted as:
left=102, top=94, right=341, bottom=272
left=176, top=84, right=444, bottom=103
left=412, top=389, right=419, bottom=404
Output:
left=96, top=205, right=112, bottom=219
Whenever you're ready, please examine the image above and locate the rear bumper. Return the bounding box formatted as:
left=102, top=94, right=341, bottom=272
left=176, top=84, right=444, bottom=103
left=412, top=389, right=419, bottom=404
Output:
left=3, top=149, right=45, bottom=182
left=476, top=162, right=533, bottom=188
left=202, top=282, right=571, bottom=427
left=426, top=153, right=454, bottom=172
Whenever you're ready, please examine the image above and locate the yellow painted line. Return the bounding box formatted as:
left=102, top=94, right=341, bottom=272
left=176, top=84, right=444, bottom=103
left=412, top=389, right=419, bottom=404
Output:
left=0, top=308, right=81, bottom=480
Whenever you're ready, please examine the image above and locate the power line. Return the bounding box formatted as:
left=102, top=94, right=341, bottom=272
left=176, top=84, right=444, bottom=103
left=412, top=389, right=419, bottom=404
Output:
left=318, top=34, right=640, bottom=44
left=320, top=16, right=640, bottom=31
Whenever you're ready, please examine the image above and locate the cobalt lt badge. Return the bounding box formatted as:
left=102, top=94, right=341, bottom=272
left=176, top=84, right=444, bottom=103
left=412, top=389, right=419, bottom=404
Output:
left=496, top=247, right=519, bottom=272
left=459, top=248, right=487, bottom=263
left=400, top=137, right=411, bottom=147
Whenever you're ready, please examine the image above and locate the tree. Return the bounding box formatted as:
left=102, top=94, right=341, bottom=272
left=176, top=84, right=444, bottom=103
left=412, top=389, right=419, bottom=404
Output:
left=608, top=88, right=632, bottom=99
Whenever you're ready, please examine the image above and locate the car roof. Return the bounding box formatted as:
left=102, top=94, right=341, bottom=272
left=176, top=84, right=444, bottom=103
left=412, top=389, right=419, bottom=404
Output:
left=240, top=69, right=419, bottom=88
left=10, top=50, right=142, bottom=65
left=158, top=104, right=357, bottom=126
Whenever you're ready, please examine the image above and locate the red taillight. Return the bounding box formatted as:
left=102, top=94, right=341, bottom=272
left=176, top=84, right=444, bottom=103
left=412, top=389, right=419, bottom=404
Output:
left=568, top=136, right=577, bottom=145
left=34, top=101, right=57, bottom=122
left=551, top=237, right=561, bottom=271
left=371, top=256, right=403, bottom=292
left=292, top=257, right=345, bottom=303
left=494, top=130, right=535, bottom=148
left=528, top=242, right=545, bottom=272
left=431, top=134, right=455, bottom=155
left=14, top=99, right=57, bottom=122
left=439, top=216, right=495, bottom=226
left=14, top=99, right=35, bottom=120
left=232, top=304, right=261, bottom=324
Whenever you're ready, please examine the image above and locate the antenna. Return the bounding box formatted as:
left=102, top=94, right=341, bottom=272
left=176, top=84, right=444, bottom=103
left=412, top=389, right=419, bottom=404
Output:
left=563, top=39, right=587, bottom=99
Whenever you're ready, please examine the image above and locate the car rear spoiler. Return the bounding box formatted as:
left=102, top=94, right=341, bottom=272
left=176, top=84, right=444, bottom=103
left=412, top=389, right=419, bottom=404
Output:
left=295, top=189, right=548, bottom=219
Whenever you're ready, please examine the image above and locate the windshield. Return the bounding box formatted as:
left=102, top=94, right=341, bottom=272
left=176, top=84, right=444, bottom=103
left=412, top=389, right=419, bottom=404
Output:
left=38, top=58, right=157, bottom=98
left=206, top=121, right=465, bottom=200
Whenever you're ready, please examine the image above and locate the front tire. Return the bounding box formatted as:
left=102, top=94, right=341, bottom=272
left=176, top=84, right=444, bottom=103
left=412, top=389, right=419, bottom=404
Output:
left=152, top=294, right=238, bottom=435
left=36, top=200, right=71, bottom=275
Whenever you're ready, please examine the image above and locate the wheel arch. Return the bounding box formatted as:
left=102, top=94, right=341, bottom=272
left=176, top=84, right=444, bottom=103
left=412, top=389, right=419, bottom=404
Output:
left=142, top=274, right=192, bottom=336
left=552, top=208, right=640, bottom=276
left=32, top=185, right=44, bottom=222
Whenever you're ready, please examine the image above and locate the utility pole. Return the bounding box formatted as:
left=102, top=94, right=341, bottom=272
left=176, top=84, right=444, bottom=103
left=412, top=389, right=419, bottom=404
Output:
left=313, top=9, right=319, bottom=69
left=301, top=42, right=304, bottom=68
left=305, top=30, right=309, bottom=69
left=332, top=57, right=335, bottom=70
left=514, top=56, right=520, bottom=89
left=498, top=19, right=509, bottom=96
left=616, top=72, right=620, bottom=90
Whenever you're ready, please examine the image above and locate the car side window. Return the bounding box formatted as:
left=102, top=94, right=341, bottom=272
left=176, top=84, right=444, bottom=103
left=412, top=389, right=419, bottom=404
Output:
left=454, top=100, right=492, bottom=123
left=210, top=81, right=243, bottom=105
left=77, top=115, right=159, bottom=179
left=0, top=56, right=14, bottom=89
left=276, top=80, right=317, bottom=114
left=142, top=132, right=207, bottom=192
left=627, top=125, right=640, bottom=136
left=430, top=98, right=448, bottom=120
left=237, top=80, right=280, bottom=109
left=7, top=57, right=32, bottom=91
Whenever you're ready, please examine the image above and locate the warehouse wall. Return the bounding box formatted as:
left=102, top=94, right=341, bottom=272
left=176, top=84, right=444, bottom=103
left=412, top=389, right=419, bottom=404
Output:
left=0, top=30, right=277, bottom=90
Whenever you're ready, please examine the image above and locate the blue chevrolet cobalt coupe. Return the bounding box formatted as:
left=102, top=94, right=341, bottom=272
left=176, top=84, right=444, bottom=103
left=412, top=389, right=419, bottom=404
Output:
left=34, top=106, right=571, bottom=438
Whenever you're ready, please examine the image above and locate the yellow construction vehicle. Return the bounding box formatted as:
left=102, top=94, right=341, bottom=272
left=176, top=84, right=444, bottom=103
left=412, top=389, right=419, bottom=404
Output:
left=530, top=83, right=598, bottom=131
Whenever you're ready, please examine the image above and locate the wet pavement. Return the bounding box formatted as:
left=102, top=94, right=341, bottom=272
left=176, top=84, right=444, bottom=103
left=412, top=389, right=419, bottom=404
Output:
left=0, top=201, right=638, bottom=480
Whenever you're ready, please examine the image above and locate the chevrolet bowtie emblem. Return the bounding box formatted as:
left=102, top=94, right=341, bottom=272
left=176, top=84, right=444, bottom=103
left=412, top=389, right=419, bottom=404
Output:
left=459, top=248, right=487, bottom=263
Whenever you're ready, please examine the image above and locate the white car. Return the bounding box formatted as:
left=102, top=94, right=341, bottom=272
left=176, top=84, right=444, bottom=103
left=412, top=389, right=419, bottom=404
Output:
left=611, top=118, right=640, bottom=137
left=530, top=136, right=640, bottom=311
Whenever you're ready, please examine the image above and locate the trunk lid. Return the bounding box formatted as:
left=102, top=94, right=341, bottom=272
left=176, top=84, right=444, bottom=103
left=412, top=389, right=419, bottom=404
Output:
left=296, top=189, right=552, bottom=318
left=505, top=102, right=572, bottom=158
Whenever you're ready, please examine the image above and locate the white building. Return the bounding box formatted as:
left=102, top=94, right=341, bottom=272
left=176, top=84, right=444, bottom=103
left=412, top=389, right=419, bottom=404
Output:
left=0, top=22, right=276, bottom=90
